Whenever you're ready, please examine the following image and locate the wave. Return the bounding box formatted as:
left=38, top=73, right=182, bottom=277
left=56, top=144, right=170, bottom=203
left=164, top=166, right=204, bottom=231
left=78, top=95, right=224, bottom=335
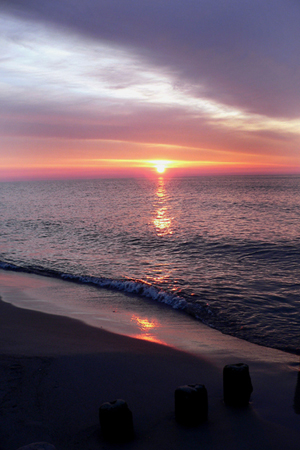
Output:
left=0, top=260, right=187, bottom=311
left=1, top=259, right=299, bottom=356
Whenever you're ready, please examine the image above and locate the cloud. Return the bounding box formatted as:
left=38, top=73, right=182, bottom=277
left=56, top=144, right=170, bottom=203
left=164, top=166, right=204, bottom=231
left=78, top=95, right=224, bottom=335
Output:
left=2, top=0, right=300, bottom=119
left=1, top=10, right=300, bottom=137
left=0, top=0, right=300, bottom=178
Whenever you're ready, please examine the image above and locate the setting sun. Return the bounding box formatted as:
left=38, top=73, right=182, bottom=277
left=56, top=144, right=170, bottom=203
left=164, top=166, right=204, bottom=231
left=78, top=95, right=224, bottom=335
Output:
left=152, top=160, right=170, bottom=174
left=156, top=164, right=165, bottom=174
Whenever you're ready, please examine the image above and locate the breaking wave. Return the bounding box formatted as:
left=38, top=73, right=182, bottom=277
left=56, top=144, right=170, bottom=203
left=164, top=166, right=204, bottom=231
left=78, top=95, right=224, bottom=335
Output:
left=0, top=260, right=187, bottom=311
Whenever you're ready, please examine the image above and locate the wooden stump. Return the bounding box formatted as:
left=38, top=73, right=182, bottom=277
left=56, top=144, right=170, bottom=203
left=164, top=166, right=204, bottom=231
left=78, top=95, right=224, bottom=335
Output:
left=175, top=384, right=208, bottom=425
left=223, top=363, right=253, bottom=406
left=99, top=399, right=134, bottom=442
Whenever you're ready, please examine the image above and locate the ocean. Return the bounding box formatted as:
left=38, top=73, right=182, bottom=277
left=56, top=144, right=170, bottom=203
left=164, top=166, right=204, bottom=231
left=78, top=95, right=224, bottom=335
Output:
left=0, top=175, right=299, bottom=354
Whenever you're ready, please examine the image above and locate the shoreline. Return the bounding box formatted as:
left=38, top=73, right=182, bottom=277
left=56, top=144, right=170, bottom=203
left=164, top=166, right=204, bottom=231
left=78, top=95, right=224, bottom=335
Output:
left=0, top=269, right=298, bottom=364
left=0, top=270, right=299, bottom=449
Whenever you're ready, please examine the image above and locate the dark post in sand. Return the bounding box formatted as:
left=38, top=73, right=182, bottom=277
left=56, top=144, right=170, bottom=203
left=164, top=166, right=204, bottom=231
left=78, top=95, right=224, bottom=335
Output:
left=223, top=363, right=253, bottom=406
left=175, top=384, right=208, bottom=425
left=99, top=399, right=134, bottom=442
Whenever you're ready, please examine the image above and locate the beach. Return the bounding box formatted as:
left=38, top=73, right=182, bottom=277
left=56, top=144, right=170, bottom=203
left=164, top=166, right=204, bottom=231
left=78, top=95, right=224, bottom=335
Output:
left=1, top=0, right=300, bottom=447
left=0, top=271, right=299, bottom=450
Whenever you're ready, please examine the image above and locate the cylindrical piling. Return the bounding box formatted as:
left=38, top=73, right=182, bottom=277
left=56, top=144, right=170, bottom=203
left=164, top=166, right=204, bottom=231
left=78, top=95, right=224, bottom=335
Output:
left=223, top=363, right=253, bottom=406
left=99, top=399, right=134, bottom=441
left=175, top=384, right=208, bottom=425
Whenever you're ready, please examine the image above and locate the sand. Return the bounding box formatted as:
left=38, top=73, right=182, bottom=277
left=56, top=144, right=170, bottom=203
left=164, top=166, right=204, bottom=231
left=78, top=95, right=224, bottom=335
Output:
left=0, top=272, right=299, bottom=450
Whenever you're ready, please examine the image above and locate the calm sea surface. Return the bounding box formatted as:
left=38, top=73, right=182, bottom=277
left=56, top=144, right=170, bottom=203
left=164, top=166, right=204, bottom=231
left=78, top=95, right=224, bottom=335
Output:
left=0, top=175, right=299, bottom=354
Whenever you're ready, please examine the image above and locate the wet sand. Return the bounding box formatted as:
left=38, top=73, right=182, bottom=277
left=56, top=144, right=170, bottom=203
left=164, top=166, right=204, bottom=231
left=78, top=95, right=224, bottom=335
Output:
left=0, top=271, right=299, bottom=449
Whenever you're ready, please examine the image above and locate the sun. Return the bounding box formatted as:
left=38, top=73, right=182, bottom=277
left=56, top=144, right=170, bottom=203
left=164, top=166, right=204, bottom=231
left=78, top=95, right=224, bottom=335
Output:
left=150, top=160, right=171, bottom=174
left=156, top=163, right=166, bottom=174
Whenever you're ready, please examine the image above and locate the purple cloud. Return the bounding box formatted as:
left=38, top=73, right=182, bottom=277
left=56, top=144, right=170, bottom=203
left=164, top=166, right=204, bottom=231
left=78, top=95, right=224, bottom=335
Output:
left=2, top=0, right=300, bottom=119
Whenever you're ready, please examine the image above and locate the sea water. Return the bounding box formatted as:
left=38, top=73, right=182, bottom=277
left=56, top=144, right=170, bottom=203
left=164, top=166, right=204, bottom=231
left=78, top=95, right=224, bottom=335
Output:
left=0, top=175, right=299, bottom=354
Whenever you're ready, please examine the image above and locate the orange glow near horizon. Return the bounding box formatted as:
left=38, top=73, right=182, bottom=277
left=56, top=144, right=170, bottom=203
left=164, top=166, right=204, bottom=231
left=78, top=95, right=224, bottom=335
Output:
left=1, top=142, right=300, bottom=181
left=1, top=133, right=300, bottom=181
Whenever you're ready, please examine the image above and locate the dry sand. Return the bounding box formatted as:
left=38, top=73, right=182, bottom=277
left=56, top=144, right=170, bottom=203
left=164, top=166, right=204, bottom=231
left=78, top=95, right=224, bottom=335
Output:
left=0, top=272, right=299, bottom=450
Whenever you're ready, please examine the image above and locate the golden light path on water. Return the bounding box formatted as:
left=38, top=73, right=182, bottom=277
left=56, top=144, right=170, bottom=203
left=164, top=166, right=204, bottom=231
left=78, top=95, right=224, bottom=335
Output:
left=129, top=178, right=175, bottom=344
left=153, top=177, right=174, bottom=237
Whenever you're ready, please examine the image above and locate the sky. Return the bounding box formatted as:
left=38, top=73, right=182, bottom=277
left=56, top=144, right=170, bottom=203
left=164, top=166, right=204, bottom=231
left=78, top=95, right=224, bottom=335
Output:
left=1, top=0, right=300, bottom=180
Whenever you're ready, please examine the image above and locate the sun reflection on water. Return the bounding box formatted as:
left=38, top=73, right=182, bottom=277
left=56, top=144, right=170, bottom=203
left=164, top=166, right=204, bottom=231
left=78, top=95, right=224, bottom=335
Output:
left=153, top=177, right=174, bottom=236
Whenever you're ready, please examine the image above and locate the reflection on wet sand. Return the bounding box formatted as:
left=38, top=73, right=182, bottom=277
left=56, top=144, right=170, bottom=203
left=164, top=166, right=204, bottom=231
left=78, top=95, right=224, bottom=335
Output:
left=130, top=314, right=165, bottom=344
